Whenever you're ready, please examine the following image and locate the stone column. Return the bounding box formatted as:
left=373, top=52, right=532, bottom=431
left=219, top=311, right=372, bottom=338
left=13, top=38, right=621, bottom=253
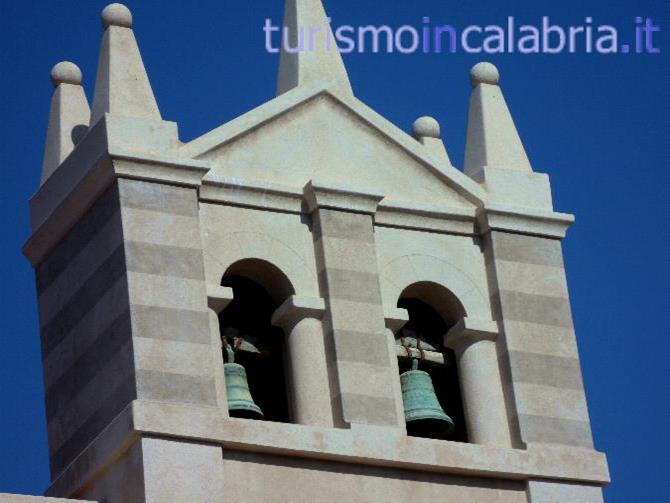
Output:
left=206, top=285, right=234, bottom=415
left=384, top=308, right=410, bottom=433
left=445, top=318, right=512, bottom=447
left=272, top=295, right=333, bottom=427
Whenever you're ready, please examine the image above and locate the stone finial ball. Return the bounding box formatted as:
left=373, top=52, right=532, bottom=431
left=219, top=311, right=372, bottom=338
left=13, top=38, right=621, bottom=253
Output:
left=50, top=61, right=82, bottom=87
left=102, top=3, right=133, bottom=29
left=412, top=116, right=441, bottom=139
left=470, top=62, right=500, bottom=87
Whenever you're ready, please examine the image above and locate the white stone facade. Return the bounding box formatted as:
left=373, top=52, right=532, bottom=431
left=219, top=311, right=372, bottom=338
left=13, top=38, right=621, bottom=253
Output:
left=20, top=2, right=609, bottom=502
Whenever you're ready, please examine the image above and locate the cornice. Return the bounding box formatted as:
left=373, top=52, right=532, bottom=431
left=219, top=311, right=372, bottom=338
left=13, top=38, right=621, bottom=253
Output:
left=477, top=204, right=575, bottom=240
left=46, top=400, right=610, bottom=498
left=303, top=180, right=385, bottom=215
left=23, top=150, right=209, bottom=267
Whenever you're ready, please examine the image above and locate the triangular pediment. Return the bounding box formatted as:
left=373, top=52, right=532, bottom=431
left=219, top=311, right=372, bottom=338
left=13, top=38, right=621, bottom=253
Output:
left=181, top=87, right=484, bottom=210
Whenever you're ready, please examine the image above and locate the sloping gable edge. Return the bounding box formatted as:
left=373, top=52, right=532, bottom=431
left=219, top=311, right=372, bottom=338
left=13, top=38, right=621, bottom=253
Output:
left=180, top=86, right=485, bottom=206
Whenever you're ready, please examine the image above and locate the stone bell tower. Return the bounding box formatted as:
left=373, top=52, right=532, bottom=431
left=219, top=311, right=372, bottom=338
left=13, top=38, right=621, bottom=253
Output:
left=23, top=1, right=609, bottom=502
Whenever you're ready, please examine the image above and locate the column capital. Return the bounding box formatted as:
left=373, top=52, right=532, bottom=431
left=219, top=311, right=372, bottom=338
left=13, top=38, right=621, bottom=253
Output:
left=272, top=295, right=327, bottom=332
left=303, top=180, right=384, bottom=215
left=476, top=204, right=574, bottom=240
left=384, top=307, right=409, bottom=334
left=207, top=285, right=234, bottom=314
left=444, top=317, right=499, bottom=352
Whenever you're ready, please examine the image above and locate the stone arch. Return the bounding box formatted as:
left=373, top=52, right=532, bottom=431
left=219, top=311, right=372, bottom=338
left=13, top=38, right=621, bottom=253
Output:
left=202, top=230, right=319, bottom=298
left=223, top=258, right=294, bottom=305
left=398, top=281, right=466, bottom=327
left=391, top=273, right=474, bottom=443
left=379, top=253, right=492, bottom=321
left=218, top=258, right=295, bottom=423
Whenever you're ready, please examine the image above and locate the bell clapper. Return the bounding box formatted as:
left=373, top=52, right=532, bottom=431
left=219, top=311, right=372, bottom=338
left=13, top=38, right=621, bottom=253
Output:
left=223, top=337, right=236, bottom=363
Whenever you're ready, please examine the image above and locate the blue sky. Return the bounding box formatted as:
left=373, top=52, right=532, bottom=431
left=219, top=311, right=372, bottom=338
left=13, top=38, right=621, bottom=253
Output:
left=0, top=0, right=668, bottom=500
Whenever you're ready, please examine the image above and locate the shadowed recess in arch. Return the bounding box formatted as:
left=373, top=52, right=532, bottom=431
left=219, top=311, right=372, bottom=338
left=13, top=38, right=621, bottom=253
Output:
left=220, top=259, right=295, bottom=423
left=397, top=281, right=468, bottom=442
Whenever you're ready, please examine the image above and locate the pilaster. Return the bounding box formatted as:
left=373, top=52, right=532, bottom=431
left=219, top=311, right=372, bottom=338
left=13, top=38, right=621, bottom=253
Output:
left=304, top=181, right=403, bottom=428
left=481, top=215, right=595, bottom=450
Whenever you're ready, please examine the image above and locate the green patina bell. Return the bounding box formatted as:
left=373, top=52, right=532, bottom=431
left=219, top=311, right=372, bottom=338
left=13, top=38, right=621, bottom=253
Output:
left=400, top=359, right=454, bottom=437
left=224, top=362, right=263, bottom=419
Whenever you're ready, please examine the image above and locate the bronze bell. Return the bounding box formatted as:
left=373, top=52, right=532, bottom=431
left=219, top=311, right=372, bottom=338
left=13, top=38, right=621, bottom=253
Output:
left=400, top=359, right=454, bottom=438
left=224, top=362, right=263, bottom=419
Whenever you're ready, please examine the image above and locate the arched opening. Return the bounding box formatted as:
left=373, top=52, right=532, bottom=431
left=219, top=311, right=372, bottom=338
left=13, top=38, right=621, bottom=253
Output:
left=219, top=259, right=295, bottom=423
left=397, top=281, right=469, bottom=442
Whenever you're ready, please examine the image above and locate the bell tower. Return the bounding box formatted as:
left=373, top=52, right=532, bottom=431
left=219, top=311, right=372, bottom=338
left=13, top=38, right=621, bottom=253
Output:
left=24, top=2, right=608, bottom=502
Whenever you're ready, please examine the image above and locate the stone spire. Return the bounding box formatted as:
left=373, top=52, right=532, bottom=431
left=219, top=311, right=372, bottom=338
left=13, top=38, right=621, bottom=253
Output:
left=41, top=62, right=90, bottom=184
left=90, top=3, right=161, bottom=125
left=277, top=0, right=353, bottom=96
left=464, top=62, right=532, bottom=181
